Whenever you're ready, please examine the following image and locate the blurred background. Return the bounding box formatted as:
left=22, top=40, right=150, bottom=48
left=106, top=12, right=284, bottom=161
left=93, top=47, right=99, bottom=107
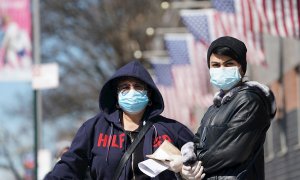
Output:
left=0, top=0, right=299, bottom=179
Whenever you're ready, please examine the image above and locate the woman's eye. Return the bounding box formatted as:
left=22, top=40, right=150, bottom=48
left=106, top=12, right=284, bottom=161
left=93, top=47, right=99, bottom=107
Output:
left=118, top=85, right=129, bottom=91
left=134, top=84, right=142, bottom=89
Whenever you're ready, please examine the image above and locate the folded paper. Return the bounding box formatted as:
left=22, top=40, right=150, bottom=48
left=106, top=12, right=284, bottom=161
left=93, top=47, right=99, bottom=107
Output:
left=138, top=140, right=182, bottom=177
left=138, top=159, right=169, bottom=177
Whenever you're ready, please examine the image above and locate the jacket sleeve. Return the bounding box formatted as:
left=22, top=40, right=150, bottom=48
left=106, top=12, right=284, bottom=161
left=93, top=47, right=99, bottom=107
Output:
left=45, top=121, right=92, bottom=180
left=176, top=125, right=194, bottom=148
left=197, top=92, right=271, bottom=174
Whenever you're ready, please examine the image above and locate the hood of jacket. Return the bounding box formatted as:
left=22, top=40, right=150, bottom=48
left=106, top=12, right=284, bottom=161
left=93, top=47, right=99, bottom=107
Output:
left=99, top=60, right=164, bottom=120
left=244, top=81, right=276, bottom=118
left=213, top=81, right=276, bottom=118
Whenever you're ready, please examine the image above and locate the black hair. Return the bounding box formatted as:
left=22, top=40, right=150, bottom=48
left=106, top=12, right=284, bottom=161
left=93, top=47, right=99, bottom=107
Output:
left=211, top=46, right=239, bottom=61
left=207, top=36, right=247, bottom=73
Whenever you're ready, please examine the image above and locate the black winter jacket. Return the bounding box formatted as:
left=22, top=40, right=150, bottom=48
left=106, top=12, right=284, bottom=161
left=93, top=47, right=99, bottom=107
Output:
left=194, top=81, right=276, bottom=180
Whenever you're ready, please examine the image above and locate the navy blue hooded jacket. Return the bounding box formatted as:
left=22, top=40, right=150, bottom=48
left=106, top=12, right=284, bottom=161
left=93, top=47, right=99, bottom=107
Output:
left=45, top=60, right=194, bottom=180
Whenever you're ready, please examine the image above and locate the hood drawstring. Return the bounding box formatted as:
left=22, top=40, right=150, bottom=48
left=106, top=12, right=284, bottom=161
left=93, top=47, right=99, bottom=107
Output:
left=152, top=125, right=158, bottom=139
left=105, top=123, right=114, bottom=163
left=152, top=124, right=158, bottom=147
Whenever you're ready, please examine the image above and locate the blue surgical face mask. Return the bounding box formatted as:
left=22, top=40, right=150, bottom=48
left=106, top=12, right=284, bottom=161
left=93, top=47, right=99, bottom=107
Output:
left=209, top=66, right=242, bottom=90
left=118, top=89, right=149, bottom=114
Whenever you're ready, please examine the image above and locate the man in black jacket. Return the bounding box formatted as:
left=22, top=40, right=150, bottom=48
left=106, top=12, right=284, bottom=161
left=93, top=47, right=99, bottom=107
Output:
left=180, top=36, right=276, bottom=180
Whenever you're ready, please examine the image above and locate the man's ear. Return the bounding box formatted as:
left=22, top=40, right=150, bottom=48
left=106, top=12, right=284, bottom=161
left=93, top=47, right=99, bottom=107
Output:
left=239, top=66, right=245, bottom=77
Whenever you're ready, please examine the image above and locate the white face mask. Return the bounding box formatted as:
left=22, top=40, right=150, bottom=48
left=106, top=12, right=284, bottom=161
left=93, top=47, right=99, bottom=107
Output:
left=209, top=66, right=242, bottom=90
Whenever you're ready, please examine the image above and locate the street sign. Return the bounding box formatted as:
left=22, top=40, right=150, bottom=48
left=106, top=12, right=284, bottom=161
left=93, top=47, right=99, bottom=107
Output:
left=32, top=63, right=59, bottom=90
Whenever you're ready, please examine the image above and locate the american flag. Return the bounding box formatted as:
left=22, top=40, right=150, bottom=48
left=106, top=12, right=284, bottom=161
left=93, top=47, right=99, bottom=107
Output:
left=180, top=9, right=216, bottom=47
left=231, top=0, right=300, bottom=38
left=180, top=2, right=273, bottom=66
left=150, top=59, right=191, bottom=125
left=151, top=61, right=173, bottom=86
left=164, top=34, right=213, bottom=109
left=212, top=0, right=266, bottom=66
left=163, top=33, right=213, bottom=128
left=150, top=59, right=174, bottom=117
left=212, top=0, right=300, bottom=62
left=151, top=34, right=214, bottom=128
left=164, top=34, right=192, bottom=64
left=193, top=42, right=214, bottom=108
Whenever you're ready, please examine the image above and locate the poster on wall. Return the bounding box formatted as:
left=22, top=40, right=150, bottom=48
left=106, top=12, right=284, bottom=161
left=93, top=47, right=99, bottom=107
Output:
left=0, top=0, right=32, bottom=81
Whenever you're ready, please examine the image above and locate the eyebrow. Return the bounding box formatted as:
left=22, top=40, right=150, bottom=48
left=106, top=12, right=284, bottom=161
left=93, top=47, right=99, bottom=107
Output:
left=211, top=58, right=234, bottom=64
left=224, top=59, right=234, bottom=63
left=118, top=81, right=144, bottom=86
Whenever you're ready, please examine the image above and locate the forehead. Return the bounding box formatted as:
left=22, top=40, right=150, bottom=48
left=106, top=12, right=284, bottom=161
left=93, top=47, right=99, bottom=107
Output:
left=210, top=53, right=238, bottom=64
left=117, top=77, right=144, bottom=85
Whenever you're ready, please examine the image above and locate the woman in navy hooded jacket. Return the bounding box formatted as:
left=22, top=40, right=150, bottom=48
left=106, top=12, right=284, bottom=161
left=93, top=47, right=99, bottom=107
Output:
left=45, top=60, right=194, bottom=180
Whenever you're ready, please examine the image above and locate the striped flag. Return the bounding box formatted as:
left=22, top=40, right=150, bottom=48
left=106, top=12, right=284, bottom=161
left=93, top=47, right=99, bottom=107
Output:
left=193, top=42, right=214, bottom=108
left=212, top=0, right=300, bottom=62
left=236, top=0, right=300, bottom=38
left=163, top=33, right=213, bottom=128
left=152, top=61, right=173, bottom=86
left=212, top=0, right=266, bottom=66
left=150, top=58, right=191, bottom=126
left=180, top=2, right=267, bottom=66
left=150, top=58, right=174, bottom=118
left=151, top=34, right=214, bottom=128
left=180, top=9, right=216, bottom=47
left=164, top=33, right=213, bottom=109
left=164, top=33, right=194, bottom=111
left=211, top=0, right=240, bottom=38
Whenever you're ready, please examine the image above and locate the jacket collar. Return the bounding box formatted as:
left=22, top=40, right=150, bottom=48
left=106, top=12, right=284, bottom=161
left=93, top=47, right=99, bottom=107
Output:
left=213, top=81, right=276, bottom=118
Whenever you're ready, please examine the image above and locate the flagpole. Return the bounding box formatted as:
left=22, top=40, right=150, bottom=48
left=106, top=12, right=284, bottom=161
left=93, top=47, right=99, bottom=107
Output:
left=32, top=0, right=42, bottom=179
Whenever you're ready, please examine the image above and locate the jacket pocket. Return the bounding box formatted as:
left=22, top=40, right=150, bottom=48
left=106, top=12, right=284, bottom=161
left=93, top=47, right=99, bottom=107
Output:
left=199, top=125, right=228, bottom=151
